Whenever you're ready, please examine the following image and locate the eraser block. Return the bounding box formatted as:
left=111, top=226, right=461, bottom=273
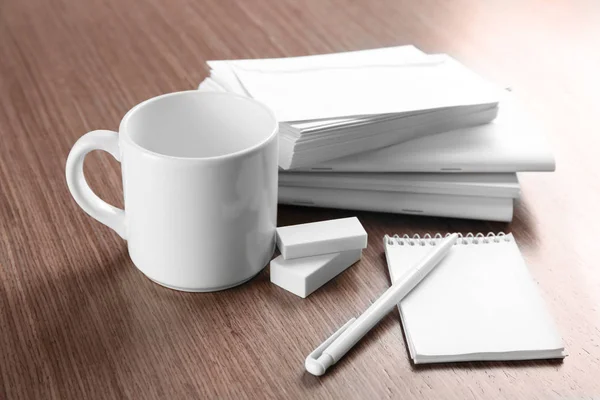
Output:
left=276, top=217, right=367, bottom=260
left=270, top=249, right=362, bottom=298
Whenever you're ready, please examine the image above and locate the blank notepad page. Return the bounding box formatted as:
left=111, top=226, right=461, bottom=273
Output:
left=384, top=233, right=564, bottom=364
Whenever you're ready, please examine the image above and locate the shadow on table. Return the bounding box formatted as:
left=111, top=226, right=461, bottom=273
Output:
left=410, top=357, right=563, bottom=372
left=0, top=249, right=142, bottom=398
left=510, top=197, right=540, bottom=249
left=1, top=246, right=227, bottom=398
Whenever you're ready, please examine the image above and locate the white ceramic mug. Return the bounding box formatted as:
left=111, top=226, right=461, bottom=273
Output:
left=66, top=91, right=279, bottom=291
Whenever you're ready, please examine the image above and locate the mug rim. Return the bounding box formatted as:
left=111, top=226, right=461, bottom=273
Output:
left=118, top=91, right=278, bottom=162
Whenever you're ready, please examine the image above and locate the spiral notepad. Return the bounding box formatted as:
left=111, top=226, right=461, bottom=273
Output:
left=384, top=232, right=565, bottom=364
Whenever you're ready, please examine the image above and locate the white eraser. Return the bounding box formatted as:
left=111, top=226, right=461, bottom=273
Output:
left=270, top=249, right=362, bottom=298
left=276, top=217, right=367, bottom=260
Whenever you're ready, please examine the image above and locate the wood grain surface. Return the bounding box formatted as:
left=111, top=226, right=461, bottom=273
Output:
left=1, top=0, right=599, bottom=398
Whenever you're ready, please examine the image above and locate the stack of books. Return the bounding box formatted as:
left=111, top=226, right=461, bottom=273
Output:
left=198, top=46, right=555, bottom=221
left=200, top=46, right=500, bottom=169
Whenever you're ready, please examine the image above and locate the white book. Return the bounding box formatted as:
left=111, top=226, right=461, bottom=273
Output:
left=299, top=96, right=555, bottom=173
left=279, top=172, right=520, bottom=198
left=279, top=186, right=513, bottom=222
left=384, top=233, right=565, bottom=364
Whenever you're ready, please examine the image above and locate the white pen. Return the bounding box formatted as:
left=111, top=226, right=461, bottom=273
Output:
left=305, top=233, right=458, bottom=376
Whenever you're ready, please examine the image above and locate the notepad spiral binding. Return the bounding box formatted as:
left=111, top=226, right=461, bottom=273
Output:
left=385, top=232, right=512, bottom=246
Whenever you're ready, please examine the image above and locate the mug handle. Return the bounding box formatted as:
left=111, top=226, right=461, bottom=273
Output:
left=65, top=130, right=127, bottom=239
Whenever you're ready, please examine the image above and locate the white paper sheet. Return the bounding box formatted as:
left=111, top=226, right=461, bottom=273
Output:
left=231, top=55, right=501, bottom=122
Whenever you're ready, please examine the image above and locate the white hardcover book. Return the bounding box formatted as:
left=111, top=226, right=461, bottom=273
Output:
left=278, top=186, right=514, bottom=222
left=278, top=172, right=520, bottom=198
left=384, top=233, right=565, bottom=364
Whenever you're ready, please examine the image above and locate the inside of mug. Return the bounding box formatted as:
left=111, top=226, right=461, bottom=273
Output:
left=123, top=92, right=277, bottom=158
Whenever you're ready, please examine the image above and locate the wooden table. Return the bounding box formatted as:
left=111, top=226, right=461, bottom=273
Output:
left=1, top=0, right=599, bottom=398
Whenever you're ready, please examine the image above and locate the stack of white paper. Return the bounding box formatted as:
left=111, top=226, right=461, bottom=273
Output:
left=198, top=46, right=555, bottom=222
left=199, top=46, right=501, bottom=169
left=277, top=92, right=556, bottom=221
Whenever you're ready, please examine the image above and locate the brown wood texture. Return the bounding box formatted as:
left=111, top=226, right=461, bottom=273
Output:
left=1, top=0, right=599, bottom=398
